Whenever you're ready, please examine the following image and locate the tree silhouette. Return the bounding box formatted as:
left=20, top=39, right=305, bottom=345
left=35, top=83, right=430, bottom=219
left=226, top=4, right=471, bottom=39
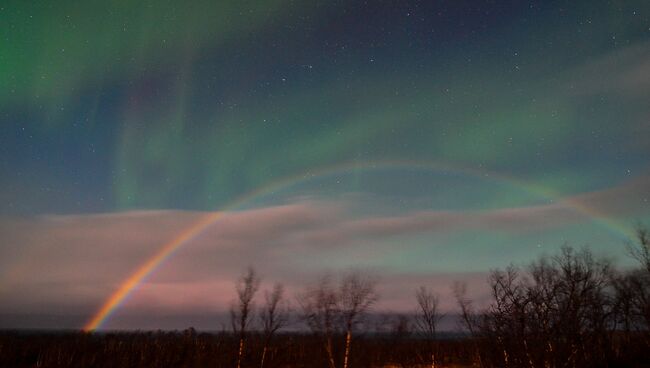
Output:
left=457, top=246, right=616, bottom=368
left=617, top=226, right=650, bottom=348
left=259, top=282, right=290, bottom=368
left=230, top=267, right=260, bottom=368
left=299, top=270, right=378, bottom=368
left=299, top=274, right=339, bottom=368
left=339, top=271, right=378, bottom=368
left=414, top=286, right=444, bottom=368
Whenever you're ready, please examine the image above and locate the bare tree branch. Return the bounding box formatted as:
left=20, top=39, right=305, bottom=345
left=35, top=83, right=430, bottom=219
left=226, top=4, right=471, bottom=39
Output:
left=230, top=267, right=260, bottom=368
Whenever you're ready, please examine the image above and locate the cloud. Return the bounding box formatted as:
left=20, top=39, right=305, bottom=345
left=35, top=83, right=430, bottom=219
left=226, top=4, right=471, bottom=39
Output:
left=563, top=41, right=650, bottom=153
left=292, top=175, right=649, bottom=247
left=0, top=176, right=647, bottom=328
left=569, top=41, right=650, bottom=97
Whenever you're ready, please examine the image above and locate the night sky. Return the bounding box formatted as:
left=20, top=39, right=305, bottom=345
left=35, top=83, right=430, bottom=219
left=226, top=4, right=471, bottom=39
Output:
left=1, top=1, right=649, bottom=330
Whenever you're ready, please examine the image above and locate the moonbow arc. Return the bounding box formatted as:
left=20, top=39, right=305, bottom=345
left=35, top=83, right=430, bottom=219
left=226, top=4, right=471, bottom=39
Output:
left=83, top=159, right=635, bottom=331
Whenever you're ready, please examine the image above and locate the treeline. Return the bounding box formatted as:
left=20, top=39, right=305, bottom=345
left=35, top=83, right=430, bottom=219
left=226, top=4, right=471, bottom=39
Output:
left=0, top=229, right=649, bottom=368
left=0, top=330, right=477, bottom=368
left=455, top=232, right=650, bottom=368
left=224, top=228, right=650, bottom=368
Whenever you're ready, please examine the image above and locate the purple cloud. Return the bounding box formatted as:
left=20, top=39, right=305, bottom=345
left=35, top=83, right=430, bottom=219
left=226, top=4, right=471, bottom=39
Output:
left=0, top=176, right=647, bottom=328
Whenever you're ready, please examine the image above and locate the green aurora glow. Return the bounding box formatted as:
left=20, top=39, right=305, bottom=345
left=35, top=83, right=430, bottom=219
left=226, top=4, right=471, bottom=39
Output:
left=0, top=0, right=649, bottom=329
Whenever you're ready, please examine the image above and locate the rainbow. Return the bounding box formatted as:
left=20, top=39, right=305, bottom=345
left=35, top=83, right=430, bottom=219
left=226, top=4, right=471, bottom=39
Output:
left=83, top=212, right=224, bottom=331
left=83, top=159, right=637, bottom=331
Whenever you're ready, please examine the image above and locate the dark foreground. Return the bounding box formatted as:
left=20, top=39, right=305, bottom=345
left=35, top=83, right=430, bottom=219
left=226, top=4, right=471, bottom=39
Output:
left=1, top=330, right=649, bottom=368
left=0, top=330, right=476, bottom=368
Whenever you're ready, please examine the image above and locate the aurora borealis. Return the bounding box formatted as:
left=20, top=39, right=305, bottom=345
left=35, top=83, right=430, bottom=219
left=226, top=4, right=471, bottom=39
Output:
left=1, top=1, right=649, bottom=329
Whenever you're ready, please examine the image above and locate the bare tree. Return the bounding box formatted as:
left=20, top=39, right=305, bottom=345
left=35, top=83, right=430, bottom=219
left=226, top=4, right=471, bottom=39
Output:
left=488, top=265, right=533, bottom=368
left=230, top=267, right=260, bottom=368
left=299, top=271, right=378, bottom=368
left=612, top=268, right=636, bottom=347
left=299, top=275, right=340, bottom=368
left=414, top=286, right=444, bottom=368
left=339, top=271, right=379, bottom=368
left=452, top=282, right=478, bottom=336
left=619, top=226, right=650, bottom=346
left=627, top=227, right=650, bottom=273
left=464, top=246, right=616, bottom=368
left=452, top=282, right=483, bottom=367
left=415, top=286, right=443, bottom=339
left=259, top=283, right=290, bottom=368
